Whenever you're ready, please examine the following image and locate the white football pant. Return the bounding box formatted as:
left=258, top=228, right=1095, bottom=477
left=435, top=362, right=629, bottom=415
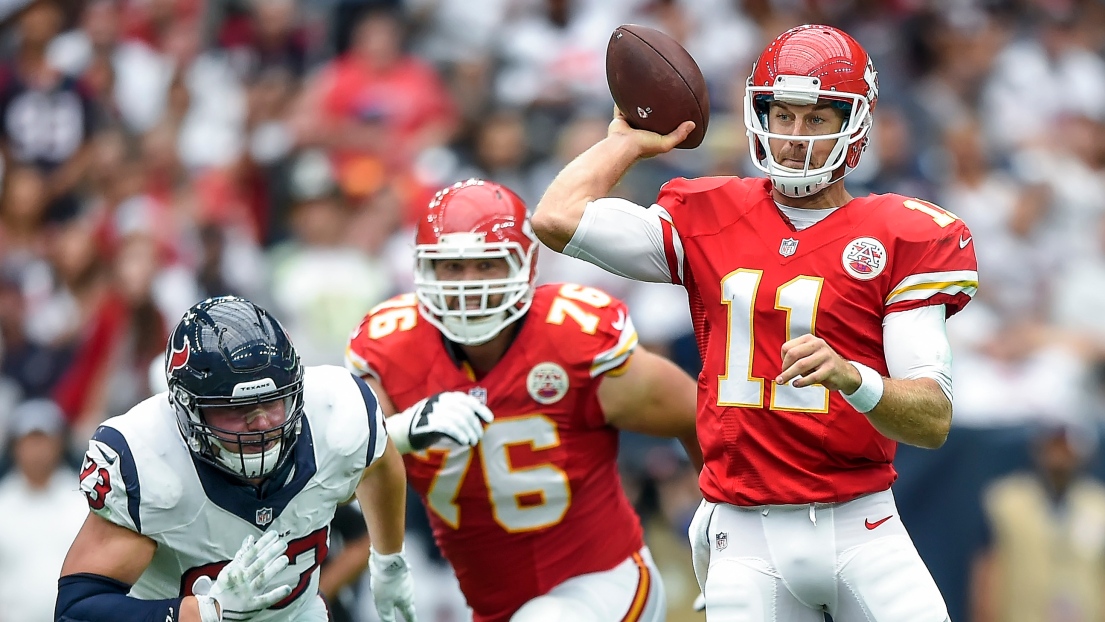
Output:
left=510, top=546, right=665, bottom=622
left=690, top=489, right=950, bottom=621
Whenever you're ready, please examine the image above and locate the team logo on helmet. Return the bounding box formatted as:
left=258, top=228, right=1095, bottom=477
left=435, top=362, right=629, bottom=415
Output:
left=864, top=59, right=879, bottom=102
left=167, top=336, right=191, bottom=374
left=842, top=237, right=887, bottom=280
left=527, top=362, right=569, bottom=405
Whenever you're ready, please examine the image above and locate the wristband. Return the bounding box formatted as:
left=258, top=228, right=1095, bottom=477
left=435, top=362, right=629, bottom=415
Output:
left=192, top=576, right=221, bottom=622
left=386, top=406, right=417, bottom=454
left=842, top=361, right=884, bottom=413
left=195, top=595, right=221, bottom=622
left=370, top=545, right=409, bottom=576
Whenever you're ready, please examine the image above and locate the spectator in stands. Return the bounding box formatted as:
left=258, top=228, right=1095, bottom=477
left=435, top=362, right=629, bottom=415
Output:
left=267, top=150, right=393, bottom=366
left=53, top=230, right=172, bottom=440
left=0, top=0, right=96, bottom=222
left=972, top=421, right=1105, bottom=622
left=0, top=398, right=86, bottom=622
left=306, top=6, right=457, bottom=169
left=218, top=0, right=310, bottom=81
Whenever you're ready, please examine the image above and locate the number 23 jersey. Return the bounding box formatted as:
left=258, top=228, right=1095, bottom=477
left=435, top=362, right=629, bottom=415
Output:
left=77, top=366, right=387, bottom=620
left=656, top=176, right=978, bottom=506
left=345, top=283, right=645, bottom=622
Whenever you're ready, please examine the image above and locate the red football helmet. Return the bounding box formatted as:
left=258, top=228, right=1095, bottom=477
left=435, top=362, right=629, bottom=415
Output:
left=414, top=179, right=538, bottom=345
left=744, top=24, right=879, bottom=198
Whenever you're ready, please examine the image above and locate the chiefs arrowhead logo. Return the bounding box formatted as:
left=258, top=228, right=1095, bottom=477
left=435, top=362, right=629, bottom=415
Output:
left=167, top=336, right=191, bottom=374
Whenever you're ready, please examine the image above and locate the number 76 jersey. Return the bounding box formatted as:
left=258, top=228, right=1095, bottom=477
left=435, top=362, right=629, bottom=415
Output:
left=345, top=284, right=647, bottom=622
left=656, top=176, right=978, bottom=507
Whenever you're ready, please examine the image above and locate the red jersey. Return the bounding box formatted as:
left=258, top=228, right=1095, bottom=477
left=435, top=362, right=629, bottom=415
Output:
left=656, top=177, right=978, bottom=506
left=345, top=284, right=645, bottom=621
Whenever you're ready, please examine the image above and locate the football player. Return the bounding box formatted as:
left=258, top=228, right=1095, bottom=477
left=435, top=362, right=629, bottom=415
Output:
left=56, top=296, right=417, bottom=622
left=345, top=179, right=701, bottom=622
left=531, top=24, right=977, bottom=622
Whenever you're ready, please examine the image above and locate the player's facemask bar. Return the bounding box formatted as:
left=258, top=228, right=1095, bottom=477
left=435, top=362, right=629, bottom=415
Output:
left=414, top=236, right=535, bottom=346
left=744, top=79, right=872, bottom=198
left=173, top=381, right=304, bottom=481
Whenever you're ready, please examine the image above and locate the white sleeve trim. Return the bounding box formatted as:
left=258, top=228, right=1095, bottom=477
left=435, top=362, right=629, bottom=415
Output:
left=885, top=270, right=978, bottom=307
left=590, top=314, right=639, bottom=377
left=344, top=346, right=380, bottom=382
left=562, top=198, right=683, bottom=284
left=882, top=305, right=953, bottom=402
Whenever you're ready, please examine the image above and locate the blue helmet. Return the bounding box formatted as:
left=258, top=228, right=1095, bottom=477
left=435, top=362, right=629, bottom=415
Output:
left=165, top=296, right=304, bottom=482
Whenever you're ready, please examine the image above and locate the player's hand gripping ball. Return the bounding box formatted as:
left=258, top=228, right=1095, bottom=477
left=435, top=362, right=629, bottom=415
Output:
left=606, top=24, right=710, bottom=149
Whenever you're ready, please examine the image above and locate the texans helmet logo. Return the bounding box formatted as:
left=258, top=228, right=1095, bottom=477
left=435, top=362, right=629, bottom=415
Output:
left=167, top=336, right=191, bottom=374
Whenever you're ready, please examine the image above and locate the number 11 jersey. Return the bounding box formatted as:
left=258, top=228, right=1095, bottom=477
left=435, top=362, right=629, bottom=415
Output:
left=656, top=176, right=978, bottom=506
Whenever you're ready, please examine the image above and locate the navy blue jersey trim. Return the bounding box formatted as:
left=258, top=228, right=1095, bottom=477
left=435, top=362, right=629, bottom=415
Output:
left=352, top=373, right=380, bottom=467
left=192, top=419, right=317, bottom=528
left=90, top=426, right=143, bottom=532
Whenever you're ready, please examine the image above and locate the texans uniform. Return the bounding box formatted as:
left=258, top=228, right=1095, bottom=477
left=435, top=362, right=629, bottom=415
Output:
left=77, top=365, right=387, bottom=621
left=653, top=176, right=978, bottom=506
left=345, top=284, right=659, bottom=622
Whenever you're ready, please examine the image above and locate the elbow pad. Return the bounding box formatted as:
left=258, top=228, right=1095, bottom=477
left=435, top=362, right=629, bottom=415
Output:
left=56, top=573, right=183, bottom=622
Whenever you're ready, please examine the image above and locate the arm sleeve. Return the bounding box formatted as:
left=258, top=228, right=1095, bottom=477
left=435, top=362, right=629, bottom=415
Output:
left=882, top=305, right=953, bottom=402
left=563, top=198, right=684, bottom=284
left=56, top=573, right=183, bottom=622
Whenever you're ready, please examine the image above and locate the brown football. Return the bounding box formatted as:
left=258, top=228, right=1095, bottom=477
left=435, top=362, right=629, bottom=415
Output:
left=606, top=24, right=710, bottom=149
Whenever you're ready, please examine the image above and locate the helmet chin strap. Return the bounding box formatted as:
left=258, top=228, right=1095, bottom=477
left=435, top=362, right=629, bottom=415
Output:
left=214, top=439, right=284, bottom=479
left=443, top=311, right=507, bottom=346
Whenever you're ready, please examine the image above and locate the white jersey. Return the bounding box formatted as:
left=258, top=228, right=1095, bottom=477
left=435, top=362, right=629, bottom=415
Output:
left=77, top=365, right=388, bottom=621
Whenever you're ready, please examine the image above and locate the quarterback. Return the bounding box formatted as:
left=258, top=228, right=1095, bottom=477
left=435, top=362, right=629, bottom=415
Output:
left=532, top=24, right=977, bottom=622
left=56, top=296, right=416, bottom=622
left=345, top=179, right=700, bottom=622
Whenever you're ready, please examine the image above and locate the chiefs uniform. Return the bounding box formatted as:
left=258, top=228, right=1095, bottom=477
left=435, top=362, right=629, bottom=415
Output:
left=77, top=366, right=387, bottom=621
left=654, top=176, right=977, bottom=506
left=346, top=283, right=651, bottom=622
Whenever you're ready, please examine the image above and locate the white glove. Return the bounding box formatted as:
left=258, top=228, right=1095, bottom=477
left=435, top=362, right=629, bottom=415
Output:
left=193, top=531, right=293, bottom=622
left=370, top=546, right=417, bottom=622
left=688, top=499, right=716, bottom=594
left=388, top=391, right=493, bottom=454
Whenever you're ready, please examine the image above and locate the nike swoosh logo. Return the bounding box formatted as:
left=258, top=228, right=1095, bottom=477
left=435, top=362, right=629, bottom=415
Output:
left=611, top=310, right=626, bottom=331
left=959, top=236, right=972, bottom=249
left=865, top=515, right=893, bottom=530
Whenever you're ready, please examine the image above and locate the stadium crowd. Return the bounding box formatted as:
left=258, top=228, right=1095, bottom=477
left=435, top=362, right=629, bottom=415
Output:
left=1, top=0, right=1104, bottom=620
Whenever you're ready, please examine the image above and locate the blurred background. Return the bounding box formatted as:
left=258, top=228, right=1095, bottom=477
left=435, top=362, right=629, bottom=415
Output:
left=1, top=0, right=1105, bottom=620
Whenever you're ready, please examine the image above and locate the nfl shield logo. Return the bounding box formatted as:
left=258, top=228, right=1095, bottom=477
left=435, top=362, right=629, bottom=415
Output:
left=468, top=386, right=488, bottom=405
left=715, top=532, right=728, bottom=551
left=255, top=507, right=273, bottom=526
left=779, top=238, right=799, bottom=257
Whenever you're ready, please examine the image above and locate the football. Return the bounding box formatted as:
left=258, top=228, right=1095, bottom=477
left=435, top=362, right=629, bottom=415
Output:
left=606, top=24, right=710, bottom=149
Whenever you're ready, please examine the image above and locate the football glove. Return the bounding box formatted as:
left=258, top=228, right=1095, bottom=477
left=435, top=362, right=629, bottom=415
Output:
left=388, top=391, right=493, bottom=454
left=193, top=531, right=293, bottom=622
left=370, top=546, right=417, bottom=622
